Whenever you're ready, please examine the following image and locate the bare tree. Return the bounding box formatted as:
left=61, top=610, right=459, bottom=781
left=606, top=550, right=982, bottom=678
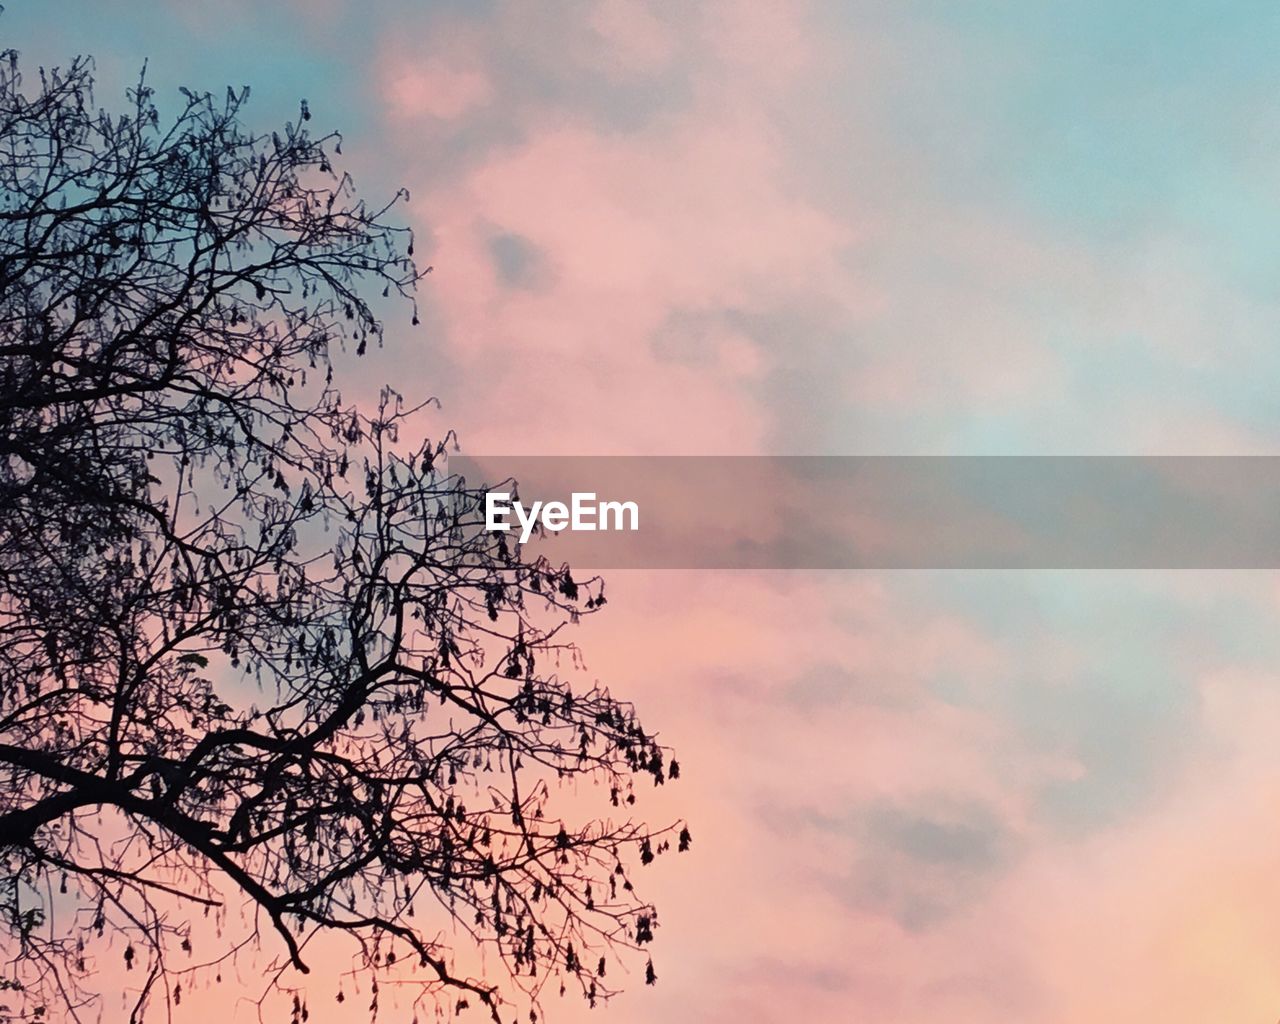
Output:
left=0, top=49, right=686, bottom=1023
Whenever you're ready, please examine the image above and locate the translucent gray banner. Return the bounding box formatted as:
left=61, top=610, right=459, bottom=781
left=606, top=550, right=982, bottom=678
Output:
left=445, top=456, right=1280, bottom=569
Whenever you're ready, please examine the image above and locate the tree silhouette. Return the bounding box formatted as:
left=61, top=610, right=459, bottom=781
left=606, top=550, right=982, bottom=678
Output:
left=0, top=50, right=685, bottom=1023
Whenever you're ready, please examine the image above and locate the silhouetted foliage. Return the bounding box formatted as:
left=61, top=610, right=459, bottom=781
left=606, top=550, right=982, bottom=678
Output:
left=0, top=50, right=684, bottom=1023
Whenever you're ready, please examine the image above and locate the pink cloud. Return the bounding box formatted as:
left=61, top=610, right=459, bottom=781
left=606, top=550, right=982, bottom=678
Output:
left=397, top=80, right=856, bottom=453
left=384, top=58, right=492, bottom=121
left=588, top=0, right=678, bottom=76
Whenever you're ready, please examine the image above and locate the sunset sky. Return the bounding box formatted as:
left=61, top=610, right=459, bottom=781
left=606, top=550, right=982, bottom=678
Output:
left=10, top=2, right=1280, bottom=1021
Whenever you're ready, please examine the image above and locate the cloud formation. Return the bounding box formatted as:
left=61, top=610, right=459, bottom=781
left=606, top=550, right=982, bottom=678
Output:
left=10, top=0, right=1280, bottom=1020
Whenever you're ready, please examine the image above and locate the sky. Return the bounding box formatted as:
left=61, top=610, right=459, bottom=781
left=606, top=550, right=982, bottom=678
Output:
left=8, top=1, right=1280, bottom=1022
